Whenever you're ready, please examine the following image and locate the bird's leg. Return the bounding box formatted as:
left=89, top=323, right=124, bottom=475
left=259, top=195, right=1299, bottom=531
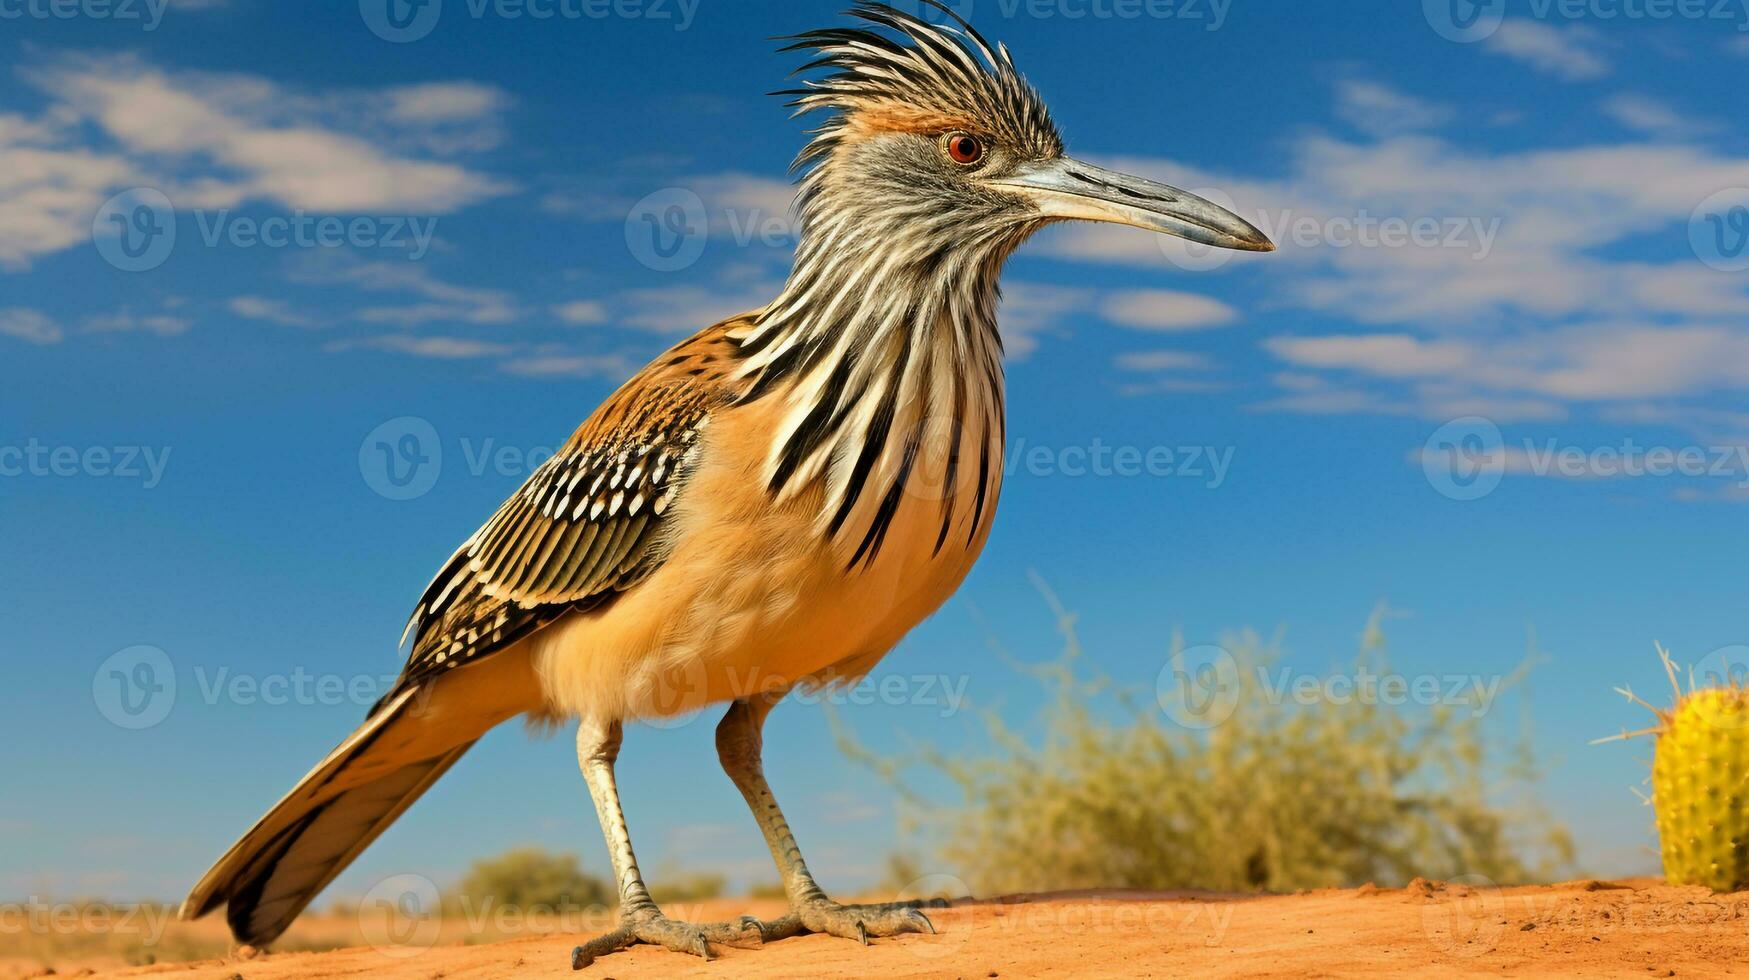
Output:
left=716, top=696, right=936, bottom=946
left=570, top=717, right=762, bottom=970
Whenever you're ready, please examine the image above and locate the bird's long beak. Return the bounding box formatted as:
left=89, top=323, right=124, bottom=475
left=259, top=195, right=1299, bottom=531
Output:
left=994, top=158, right=1274, bottom=252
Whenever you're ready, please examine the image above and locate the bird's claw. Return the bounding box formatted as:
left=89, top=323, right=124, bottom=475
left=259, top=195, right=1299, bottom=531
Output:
left=740, top=898, right=937, bottom=948
left=570, top=909, right=762, bottom=971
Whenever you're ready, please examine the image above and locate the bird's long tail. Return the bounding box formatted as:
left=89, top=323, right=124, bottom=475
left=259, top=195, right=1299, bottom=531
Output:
left=180, top=682, right=495, bottom=946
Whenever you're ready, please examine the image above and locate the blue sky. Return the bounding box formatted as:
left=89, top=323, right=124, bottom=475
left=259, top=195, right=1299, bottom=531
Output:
left=5, top=0, right=1749, bottom=904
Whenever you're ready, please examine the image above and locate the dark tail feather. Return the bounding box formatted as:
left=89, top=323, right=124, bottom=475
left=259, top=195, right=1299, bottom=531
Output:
left=181, top=686, right=480, bottom=946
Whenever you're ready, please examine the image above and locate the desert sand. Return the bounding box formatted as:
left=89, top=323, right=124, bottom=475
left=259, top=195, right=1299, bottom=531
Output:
left=11, top=878, right=1749, bottom=979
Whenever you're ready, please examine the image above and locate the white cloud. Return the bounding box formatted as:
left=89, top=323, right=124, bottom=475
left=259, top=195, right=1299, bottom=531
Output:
left=615, top=282, right=775, bottom=334
left=0, top=308, right=62, bottom=345
left=0, top=117, right=138, bottom=268
left=384, top=82, right=505, bottom=124
left=1335, top=80, right=1452, bottom=136
left=0, top=56, right=512, bottom=270
left=1265, top=324, right=1749, bottom=415
left=999, top=282, right=1091, bottom=356
left=290, top=257, right=519, bottom=326
left=326, top=335, right=513, bottom=359
left=228, top=295, right=315, bottom=327
left=553, top=300, right=609, bottom=325
left=1601, top=94, right=1717, bottom=139
left=82, top=310, right=192, bottom=336
left=1101, top=289, right=1237, bottom=331
left=1484, top=21, right=1610, bottom=80
left=500, top=354, right=634, bottom=378
left=1264, top=334, right=1471, bottom=378
left=1115, top=350, right=1213, bottom=372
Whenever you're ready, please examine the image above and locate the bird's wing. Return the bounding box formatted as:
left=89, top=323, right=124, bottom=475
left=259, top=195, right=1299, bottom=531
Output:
left=390, top=365, right=721, bottom=694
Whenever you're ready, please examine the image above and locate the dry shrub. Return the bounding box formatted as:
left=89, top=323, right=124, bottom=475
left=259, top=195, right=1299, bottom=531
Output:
left=841, top=586, right=1573, bottom=895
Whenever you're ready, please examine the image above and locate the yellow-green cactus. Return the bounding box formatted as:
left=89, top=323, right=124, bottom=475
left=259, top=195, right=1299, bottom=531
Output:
left=1603, top=646, right=1749, bottom=892
left=1652, top=686, right=1749, bottom=890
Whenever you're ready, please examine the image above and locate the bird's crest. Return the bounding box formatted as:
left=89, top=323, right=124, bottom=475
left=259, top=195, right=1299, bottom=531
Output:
left=779, top=1, right=1062, bottom=173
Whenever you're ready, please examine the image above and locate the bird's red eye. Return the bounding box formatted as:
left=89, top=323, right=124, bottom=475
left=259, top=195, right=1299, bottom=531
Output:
left=946, top=133, right=983, bottom=165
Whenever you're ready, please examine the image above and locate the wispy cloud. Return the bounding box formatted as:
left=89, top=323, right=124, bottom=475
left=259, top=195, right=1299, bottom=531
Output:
left=1114, top=349, right=1227, bottom=396
left=552, top=300, right=609, bottom=325
left=0, top=54, right=511, bottom=269
left=499, top=354, right=634, bottom=378
left=290, top=256, right=519, bottom=326
left=1600, top=94, right=1718, bottom=139
left=81, top=309, right=192, bottom=336
left=1335, top=80, right=1452, bottom=136
left=1484, top=21, right=1610, bottom=80
left=0, top=308, right=62, bottom=345
left=228, top=295, right=316, bottom=327
left=325, top=335, right=513, bottom=359
left=1100, top=289, right=1237, bottom=332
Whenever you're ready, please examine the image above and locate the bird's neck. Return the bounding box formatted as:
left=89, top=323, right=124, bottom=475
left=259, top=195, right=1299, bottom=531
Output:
left=727, top=218, right=1019, bottom=567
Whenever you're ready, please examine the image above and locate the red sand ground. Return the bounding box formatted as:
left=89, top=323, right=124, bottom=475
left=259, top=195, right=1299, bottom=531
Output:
left=11, top=878, right=1749, bottom=979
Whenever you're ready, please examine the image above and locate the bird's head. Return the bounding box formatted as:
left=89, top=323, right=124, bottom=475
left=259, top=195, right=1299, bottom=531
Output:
left=782, top=1, right=1274, bottom=265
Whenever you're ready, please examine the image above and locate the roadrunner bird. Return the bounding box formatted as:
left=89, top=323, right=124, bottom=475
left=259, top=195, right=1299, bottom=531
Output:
left=182, top=0, right=1272, bottom=968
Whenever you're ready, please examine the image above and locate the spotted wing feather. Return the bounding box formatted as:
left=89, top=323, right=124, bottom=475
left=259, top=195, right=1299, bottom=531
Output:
left=390, top=377, right=716, bottom=692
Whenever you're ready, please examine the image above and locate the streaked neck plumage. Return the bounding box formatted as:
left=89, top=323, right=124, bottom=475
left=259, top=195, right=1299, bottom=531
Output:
left=728, top=173, right=1032, bottom=570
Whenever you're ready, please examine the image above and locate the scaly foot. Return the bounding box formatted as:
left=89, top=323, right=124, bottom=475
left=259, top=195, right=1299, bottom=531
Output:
left=752, top=897, right=939, bottom=945
left=571, top=906, right=763, bottom=970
